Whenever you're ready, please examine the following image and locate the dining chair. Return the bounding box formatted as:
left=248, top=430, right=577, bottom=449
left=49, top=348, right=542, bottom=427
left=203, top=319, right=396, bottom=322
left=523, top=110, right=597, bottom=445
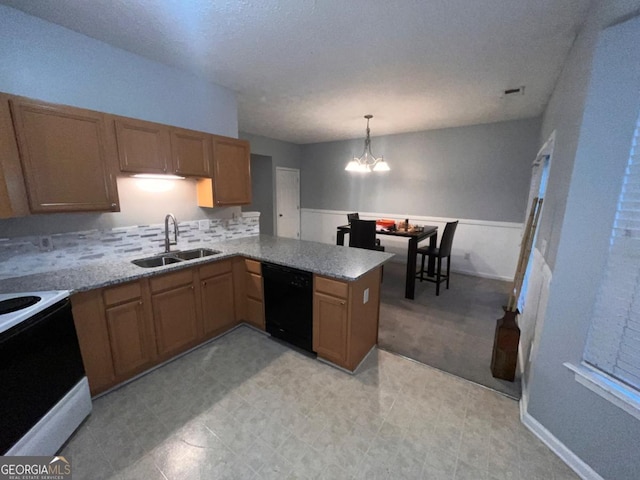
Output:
left=347, top=213, right=381, bottom=246
left=349, top=219, right=385, bottom=252
left=415, top=221, right=459, bottom=295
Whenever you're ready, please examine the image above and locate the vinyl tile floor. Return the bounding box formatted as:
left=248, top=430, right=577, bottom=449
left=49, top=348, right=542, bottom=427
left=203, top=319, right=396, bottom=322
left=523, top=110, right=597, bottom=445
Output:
left=61, top=326, right=578, bottom=480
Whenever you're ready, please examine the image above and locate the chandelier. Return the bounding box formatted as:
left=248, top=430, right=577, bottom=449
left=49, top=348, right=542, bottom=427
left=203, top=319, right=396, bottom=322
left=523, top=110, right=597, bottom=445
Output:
left=345, top=115, right=390, bottom=172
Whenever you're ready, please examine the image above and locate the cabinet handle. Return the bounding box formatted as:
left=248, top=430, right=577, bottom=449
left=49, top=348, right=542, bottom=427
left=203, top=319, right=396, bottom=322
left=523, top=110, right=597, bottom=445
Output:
left=340, top=301, right=346, bottom=305
left=111, top=203, right=117, bottom=209
left=202, top=281, right=207, bottom=286
left=138, top=301, right=143, bottom=306
left=191, top=285, right=194, bottom=290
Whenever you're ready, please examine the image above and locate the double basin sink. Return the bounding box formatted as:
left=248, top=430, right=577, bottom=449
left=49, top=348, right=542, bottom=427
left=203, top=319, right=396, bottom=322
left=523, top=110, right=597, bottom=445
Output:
left=132, top=248, right=221, bottom=268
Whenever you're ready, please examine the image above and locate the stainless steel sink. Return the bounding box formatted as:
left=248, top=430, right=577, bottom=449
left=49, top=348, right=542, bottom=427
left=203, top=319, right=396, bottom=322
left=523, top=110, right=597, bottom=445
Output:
left=132, top=255, right=183, bottom=268
left=131, top=248, right=221, bottom=268
left=170, top=248, right=220, bottom=260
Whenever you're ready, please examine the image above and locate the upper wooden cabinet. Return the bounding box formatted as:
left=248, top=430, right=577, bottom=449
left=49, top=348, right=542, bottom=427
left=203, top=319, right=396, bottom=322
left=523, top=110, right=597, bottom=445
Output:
left=0, top=94, right=29, bottom=218
left=114, top=117, right=171, bottom=174
left=114, top=117, right=210, bottom=177
left=197, top=136, right=251, bottom=207
left=10, top=98, right=119, bottom=213
left=171, top=127, right=211, bottom=177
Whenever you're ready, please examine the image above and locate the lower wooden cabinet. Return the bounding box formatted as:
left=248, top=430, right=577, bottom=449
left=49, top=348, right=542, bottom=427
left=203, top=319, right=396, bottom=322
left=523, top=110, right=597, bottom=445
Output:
left=243, top=259, right=265, bottom=330
left=313, top=291, right=348, bottom=365
left=71, top=289, right=117, bottom=395
left=150, top=269, right=201, bottom=359
left=200, top=260, right=236, bottom=338
left=104, top=299, right=152, bottom=378
left=313, top=268, right=382, bottom=371
left=70, top=257, right=380, bottom=396
left=71, top=280, right=156, bottom=395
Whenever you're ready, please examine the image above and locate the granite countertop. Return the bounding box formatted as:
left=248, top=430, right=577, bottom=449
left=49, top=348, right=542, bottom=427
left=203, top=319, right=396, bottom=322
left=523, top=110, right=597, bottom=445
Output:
left=0, top=235, right=394, bottom=294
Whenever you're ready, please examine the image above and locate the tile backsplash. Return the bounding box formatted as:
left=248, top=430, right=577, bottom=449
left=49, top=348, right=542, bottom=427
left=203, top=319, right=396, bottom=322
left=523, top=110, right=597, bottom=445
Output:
left=0, top=213, right=260, bottom=280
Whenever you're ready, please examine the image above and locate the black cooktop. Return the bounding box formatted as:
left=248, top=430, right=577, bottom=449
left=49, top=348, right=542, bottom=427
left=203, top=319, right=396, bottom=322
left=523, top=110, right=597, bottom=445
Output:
left=0, top=296, right=41, bottom=315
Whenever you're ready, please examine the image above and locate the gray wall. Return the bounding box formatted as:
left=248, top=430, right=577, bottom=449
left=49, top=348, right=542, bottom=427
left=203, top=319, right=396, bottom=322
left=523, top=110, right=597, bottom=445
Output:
left=534, top=1, right=640, bottom=270
left=526, top=4, right=640, bottom=480
left=0, top=5, right=239, bottom=237
left=243, top=154, right=274, bottom=236
left=299, top=118, right=541, bottom=222
left=240, top=132, right=302, bottom=235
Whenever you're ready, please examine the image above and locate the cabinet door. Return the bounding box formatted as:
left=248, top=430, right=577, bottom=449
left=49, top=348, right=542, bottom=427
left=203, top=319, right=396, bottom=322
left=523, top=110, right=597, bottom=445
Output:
left=201, top=272, right=236, bottom=337
left=313, top=292, right=348, bottom=366
left=71, top=290, right=116, bottom=396
left=152, top=284, right=200, bottom=358
left=171, top=128, right=211, bottom=177
left=212, top=137, right=251, bottom=205
left=246, top=272, right=263, bottom=300
left=105, top=300, right=153, bottom=378
left=10, top=99, right=119, bottom=213
left=246, top=297, right=265, bottom=330
left=0, top=95, right=29, bottom=218
left=115, top=118, right=171, bottom=174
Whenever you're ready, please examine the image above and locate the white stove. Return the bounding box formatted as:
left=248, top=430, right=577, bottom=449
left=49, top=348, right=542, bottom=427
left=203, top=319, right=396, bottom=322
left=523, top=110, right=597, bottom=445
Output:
left=0, top=290, right=70, bottom=334
left=0, top=290, right=92, bottom=456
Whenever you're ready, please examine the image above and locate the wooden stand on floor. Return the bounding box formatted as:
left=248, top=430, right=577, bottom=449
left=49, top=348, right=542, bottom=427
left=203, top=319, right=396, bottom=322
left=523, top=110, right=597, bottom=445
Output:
left=491, top=197, right=543, bottom=381
left=491, top=308, right=520, bottom=381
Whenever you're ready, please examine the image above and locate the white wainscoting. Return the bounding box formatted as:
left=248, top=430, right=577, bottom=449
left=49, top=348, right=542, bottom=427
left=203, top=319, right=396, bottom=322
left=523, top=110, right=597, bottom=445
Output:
left=301, top=208, right=523, bottom=281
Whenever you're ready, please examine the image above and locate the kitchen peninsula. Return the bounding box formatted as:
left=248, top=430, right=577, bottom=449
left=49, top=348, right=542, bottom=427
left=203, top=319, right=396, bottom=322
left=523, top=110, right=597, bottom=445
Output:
left=0, top=235, right=392, bottom=395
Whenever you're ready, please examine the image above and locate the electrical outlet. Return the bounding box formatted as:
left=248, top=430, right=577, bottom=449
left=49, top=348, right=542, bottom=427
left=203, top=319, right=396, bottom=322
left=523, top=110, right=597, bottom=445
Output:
left=39, top=235, right=53, bottom=251
left=363, top=288, right=369, bottom=304
left=198, top=220, right=209, bottom=231
left=464, top=252, right=471, bottom=260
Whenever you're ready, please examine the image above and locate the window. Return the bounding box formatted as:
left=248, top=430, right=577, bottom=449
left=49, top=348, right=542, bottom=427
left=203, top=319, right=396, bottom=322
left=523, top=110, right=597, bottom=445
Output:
left=583, top=112, right=640, bottom=392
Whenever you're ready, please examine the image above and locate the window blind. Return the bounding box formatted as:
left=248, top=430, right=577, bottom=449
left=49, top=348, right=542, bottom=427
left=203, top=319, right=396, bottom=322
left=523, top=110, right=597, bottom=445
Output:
left=584, top=116, right=640, bottom=390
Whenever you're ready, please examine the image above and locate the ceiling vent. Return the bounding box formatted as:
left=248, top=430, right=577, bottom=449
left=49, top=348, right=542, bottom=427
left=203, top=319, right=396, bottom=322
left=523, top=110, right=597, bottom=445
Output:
left=502, top=86, right=525, bottom=97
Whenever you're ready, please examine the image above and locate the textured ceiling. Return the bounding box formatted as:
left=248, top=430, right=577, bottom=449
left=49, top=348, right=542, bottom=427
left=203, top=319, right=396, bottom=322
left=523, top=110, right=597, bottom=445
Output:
left=1, top=0, right=591, bottom=144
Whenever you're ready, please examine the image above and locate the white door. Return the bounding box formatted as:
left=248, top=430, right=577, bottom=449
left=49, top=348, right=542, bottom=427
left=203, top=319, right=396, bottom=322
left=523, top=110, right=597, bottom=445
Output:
left=276, top=167, right=300, bottom=239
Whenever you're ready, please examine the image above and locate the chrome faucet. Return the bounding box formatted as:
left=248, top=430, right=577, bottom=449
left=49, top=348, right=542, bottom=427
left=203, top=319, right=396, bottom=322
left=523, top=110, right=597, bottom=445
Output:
left=164, top=214, right=179, bottom=253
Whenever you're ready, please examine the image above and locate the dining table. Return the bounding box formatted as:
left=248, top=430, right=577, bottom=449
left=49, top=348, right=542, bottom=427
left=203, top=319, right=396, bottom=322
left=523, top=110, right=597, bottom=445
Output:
left=336, top=223, right=438, bottom=299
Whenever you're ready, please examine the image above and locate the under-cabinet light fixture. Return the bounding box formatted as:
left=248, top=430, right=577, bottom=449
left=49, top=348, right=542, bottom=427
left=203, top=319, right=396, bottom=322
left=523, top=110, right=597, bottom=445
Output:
left=132, top=173, right=186, bottom=180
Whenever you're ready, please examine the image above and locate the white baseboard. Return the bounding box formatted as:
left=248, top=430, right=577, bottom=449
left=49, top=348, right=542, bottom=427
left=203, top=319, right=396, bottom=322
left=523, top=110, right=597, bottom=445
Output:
left=519, top=405, right=605, bottom=480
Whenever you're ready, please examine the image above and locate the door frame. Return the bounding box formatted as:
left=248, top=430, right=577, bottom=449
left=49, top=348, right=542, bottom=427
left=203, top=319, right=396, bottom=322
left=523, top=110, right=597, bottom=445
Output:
left=517, top=131, right=554, bottom=312
left=275, top=167, right=301, bottom=238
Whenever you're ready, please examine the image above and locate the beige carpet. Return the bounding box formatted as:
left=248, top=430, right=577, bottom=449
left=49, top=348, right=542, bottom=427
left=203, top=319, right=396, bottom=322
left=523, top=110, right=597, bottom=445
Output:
left=377, top=262, right=521, bottom=399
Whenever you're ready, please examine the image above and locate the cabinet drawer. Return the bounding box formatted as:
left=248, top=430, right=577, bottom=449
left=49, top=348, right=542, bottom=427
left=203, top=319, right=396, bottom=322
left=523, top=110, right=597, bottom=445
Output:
left=150, top=268, right=194, bottom=293
left=315, top=276, right=349, bottom=299
left=245, top=259, right=261, bottom=274
left=199, top=259, right=232, bottom=279
left=103, top=281, right=141, bottom=306
left=246, top=272, right=263, bottom=300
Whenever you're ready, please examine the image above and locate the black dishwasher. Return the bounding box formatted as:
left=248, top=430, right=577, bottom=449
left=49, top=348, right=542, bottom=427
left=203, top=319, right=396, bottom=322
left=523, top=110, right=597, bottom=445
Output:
left=262, top=262, right=314, bottom=353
